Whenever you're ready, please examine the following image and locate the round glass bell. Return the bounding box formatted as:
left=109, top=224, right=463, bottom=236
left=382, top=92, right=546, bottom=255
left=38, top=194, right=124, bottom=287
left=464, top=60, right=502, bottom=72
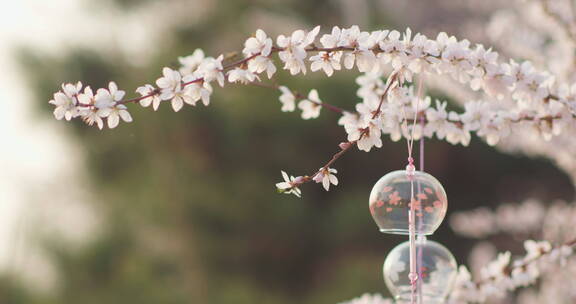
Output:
left=369, top=170, right=447, bottom=235
left=383, top=238, right=457, bottom=304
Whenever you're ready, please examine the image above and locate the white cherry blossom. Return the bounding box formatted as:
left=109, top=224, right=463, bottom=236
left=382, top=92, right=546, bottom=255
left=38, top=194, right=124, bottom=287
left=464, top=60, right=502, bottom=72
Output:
left=77, top=86, right=105, bottom=129
left=82, top=111, right=104, bottom=129
left=227, top=67, right=259, bottom=84
left=136, top=84, right=161, bottom=110
left=156, top=68, right=193, bottom=111
left=407, top=32, right=439, bottom=73
left=298, top=89, right=322, bottom=119
left=339, top=25, right=378, bottom=72
left=510, top=263, right=539, bottom=287
left=275, top=171, right=302, bottom=198
left=459, top=101, right=489, bottom=131
left=313, top=167, right=338, bottom=191
left=320, top=26, right=342, bottom=48
left=49, top=81, right=82, bottom=120
left=278, top=86, right=295, bottom=112
left=445, top=123, right=471, bottom=146
left=178, top=49, right=205, bottom=75
left=310, top=51, right=342, bottom=76
left=524, top=240, right=552, bottom=261
left=277, top=26, right=320, bottom=75
left=182, top=74, right=213, bottom=106
left=247, top=55, right=276, bottom=79
left=470, top=63, right=513, bottom=99
left=61, top=81, right=83, bottom=98
left=424, top=100, right=450, bottom=139
left=378, top=30, right=405, bottom=68
left=94, top=82, right=125, bottom=109
left=438, top=38, right=473, bottom=83
left=481, top=252, right=511, bottom=280
left=106, top=104, right=132, bottom=129
left=197, top=55, right=225, bottom=87
left=156, top=67, right=182, bottom=99
left=243, top=29, right=272, bottom=57
left=348, top=118, right=383, bottom=152
left=76, top=86, right=95, bottom=110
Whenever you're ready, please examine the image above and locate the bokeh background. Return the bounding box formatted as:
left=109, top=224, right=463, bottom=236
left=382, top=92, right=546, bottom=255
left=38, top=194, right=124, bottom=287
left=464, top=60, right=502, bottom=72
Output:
left=1, top=0, right=574, bottom=303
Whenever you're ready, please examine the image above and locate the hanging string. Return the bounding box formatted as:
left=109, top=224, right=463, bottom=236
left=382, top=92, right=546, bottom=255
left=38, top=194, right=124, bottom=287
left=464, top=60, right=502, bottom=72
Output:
left=417, top=103, right=426, bottom=304
left=419, top=115, right=425, bottom=172
left=400, top=75, right=425, bottom=304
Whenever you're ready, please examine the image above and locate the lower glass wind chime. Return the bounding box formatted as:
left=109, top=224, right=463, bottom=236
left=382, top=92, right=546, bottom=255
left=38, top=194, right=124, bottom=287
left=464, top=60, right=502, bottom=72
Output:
left=368, top=113, right=457, bottom=303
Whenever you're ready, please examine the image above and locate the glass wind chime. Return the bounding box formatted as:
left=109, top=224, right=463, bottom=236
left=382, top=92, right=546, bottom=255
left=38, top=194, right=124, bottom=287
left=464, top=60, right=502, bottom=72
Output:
left=369, top=88, right=457, bottom=304
left=369, top=159, right=457, bottom=303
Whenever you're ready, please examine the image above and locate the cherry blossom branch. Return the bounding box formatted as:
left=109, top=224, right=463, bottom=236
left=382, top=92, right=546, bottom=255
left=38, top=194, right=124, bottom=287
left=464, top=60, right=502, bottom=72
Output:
left=118, top=53, right=263, bottom=106
left=446, top=197, right=576, bottom=303
left=406, top=111, right=565, bottom=128
left=276, top=74, right=399, bottom=196
left=481, top=238, right=575, bottom=285
left=446, top=238, right=575, bottom=303
left=50, top=25, right=576, bottom=135
left=246, top=81, right=347, bottom=114
left=111, top=46, right=362, bottom=107
left=49, top=25, right=576, bottom=193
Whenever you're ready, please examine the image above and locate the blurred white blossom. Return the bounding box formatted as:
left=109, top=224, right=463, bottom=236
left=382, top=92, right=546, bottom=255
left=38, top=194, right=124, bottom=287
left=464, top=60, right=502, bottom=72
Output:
left=298, top=89, right=322, bottom=119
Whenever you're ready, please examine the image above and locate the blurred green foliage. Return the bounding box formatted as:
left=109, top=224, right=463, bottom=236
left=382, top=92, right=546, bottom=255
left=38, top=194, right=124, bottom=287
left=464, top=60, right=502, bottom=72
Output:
left=2, top=0, right=574, bottom=303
